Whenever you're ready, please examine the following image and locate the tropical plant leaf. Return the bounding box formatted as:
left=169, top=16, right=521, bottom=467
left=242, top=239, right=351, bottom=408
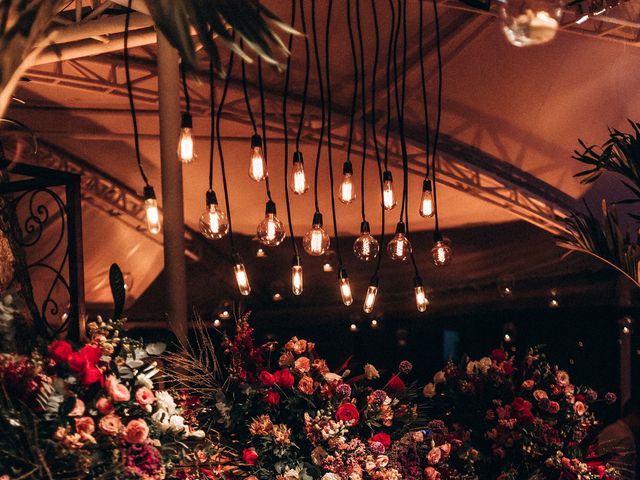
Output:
left=109, top=263, right=126, bottom=320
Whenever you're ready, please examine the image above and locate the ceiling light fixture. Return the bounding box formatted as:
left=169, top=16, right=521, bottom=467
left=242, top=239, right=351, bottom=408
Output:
left=178, top=63, right=195, bottom=164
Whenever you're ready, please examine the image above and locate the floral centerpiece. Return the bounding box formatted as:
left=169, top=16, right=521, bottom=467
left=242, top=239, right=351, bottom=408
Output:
left=420, top=347, right=620, bottom=480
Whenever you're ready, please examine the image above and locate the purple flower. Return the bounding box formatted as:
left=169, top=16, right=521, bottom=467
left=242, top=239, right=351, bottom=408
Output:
left=428, top=419, right=445, bottom=431
left=371, top=389, right=387, bottom=404
left=125, top=443, right=162, bottom=477
left=336, top=383, right=352, bottom=398
left=369, top=441, right=386, bottom=455
left=586, top=389, right=598, bottom=402
left=605, top=392, right=617, bottom=405
left=399, top=360, right=413, bottom=375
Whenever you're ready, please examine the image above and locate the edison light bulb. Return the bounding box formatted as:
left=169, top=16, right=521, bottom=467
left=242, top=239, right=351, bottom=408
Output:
left=303, top=212, right=330, bottom=256
left=387, top=222, right=412, bottom=262
left=290, top=151, right=308, bottom=195
left=363, top=279, right=378, bottom=314
left=233, top=253, right=251, bottom=295
left=143, top=185, right=161, bottom=235
left=257, top=200, right=285, bottom=246
left=249, top=134, right=266, bottom=182
left=199, top=190, right=228, bottom=240
left=339, top=269, right=353, bottom=306
left=353, top=221, right=379, bottom=261
left=338, top=161, right=356, bottom=204
left=291, top=255, right=303, bottom=295
left=498, top=0, right=561, bottom=47
left=419, top=178, right=435, bottom=218
left=178, top=113, right=195, bottom=163
left=382, top=171, right=396, bottom=210
left=431, top=231, right=452, bottom=266
left=414, top=276, right=429, bottom=312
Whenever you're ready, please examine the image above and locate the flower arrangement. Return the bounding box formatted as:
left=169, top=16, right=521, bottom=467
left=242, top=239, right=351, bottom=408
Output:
left=421, top=347, right=620, bottom=480
left=0, top=317, right=215, bottom=479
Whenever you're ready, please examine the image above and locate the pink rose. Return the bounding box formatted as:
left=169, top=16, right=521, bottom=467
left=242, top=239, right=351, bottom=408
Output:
left=75, top=416, right=95, bottom=436
left=556, top=370, right=570, bottom=386
left=439, top=443, right=451, bottom=457
left=96, top=397, right=114, bottom=415
left=533, top=389, right=548, bottom=402
left=297, top=375, right=314, bottom=395
left=574, top=401, right=587, bottom=416
left=98, top=414, right=122, bottom=436
left=427, top=447, right=442, bottom=465
left=294, top=356, right=311, bottom=373
left=259, top=370, right=275, bottom=386
left=522, top=379, right=535, bottom=390
left=123, top=418, right=149, bottom=444
left=69, top=398, right=85, bottom=417
left=106, top=376, right=131, bottom=402
left=424, top=467, right=441, bottom=480
left=135, top=387, right=155, bottom=406
left=548, top=401, right=560, bottom=414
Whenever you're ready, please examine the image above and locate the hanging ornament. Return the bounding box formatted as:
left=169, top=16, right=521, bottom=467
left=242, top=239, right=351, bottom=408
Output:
left=291, top=255, right=303, bottom=296
left=338, top=268, right=353, bottom=306
left=414, top=276, right=429, bottom=312
left=232, top=252, right=251, bottom=296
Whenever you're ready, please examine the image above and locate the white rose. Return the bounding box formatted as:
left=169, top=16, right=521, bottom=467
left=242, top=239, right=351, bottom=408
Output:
left=321, top=474, right=341, bottom=480
left=145, top=342, right=167, bottom=355
left=364, top=363, right=380, bottom=380
left=423, top=383, right=436, bottom=398
left=169, top=414, right=186, bottom=431
left=433, top=371, right=446, bottom=384
left=323, top=373, right=342, bottom=383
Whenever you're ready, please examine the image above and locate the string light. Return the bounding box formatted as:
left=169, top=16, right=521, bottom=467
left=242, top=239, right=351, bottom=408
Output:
left=339, top=268, right=354, bottom=306
left=363, top=277, right=378, bottom=313
left=233, top=252, right=251, bottom=296
left=249, top=134, right=266, bottom=182
left=414, top=276, right=429, bottom=312
left=257, top=200, right=285, bottom=246
left=291, top=255, right=303, bottom=296
left=303, top=212, right=330, bottom=256
left=387, top=221, right=412, bottom=262
left=431, top=230, right=452, bottom=266
left=338, top=161, right=356, bottom=204
left=178, top=113, right=195, bottom=163
left=143, top=185, right=161, bottom=235
left=290, top=152, right=309, bottom=194
left=199, top=190, right=228, bottom=240
left=419, top=179, right=435, bottom=217
left=382, top=171, right=397, bottom=210
left=353, top=221, right=380, bottom=261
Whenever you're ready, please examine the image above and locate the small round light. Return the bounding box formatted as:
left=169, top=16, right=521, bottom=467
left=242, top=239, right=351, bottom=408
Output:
left=256, top=248, right=267, bottom=258
left=323, top=262, right=333, bottom=273
left=387, top=222, right=412, bottom=262
left=213, top=318, right=222, bottom=328
left=431, top=231, right=452, bottom=266
left=349, top=323, right=358, bottom=332
left=199, top=191, right=228, bottom=240
left=353, top=221, right=379, bottom=262
left=257, top=201, right=285, bottom=247
left=370, top=319, right=378, bottom=328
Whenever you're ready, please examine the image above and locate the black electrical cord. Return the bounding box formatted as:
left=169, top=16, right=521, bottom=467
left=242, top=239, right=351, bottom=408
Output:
left=432, top=0, right=443, bottom=234
left=294, top=0, right=311, bottom=152
left=311, top=0, right=326, bottom=214
left=181, top=62, right=191, bottom=115
left=355, top=0, right=368, bottom=223
left=257, top=57, right=273, bottom=202
left=383, top=0, right=395, bottom=173
left=345, top=0, right=359, bottom=178
left=419, top=0, right=431, bottom=178
left=391, top=0, right=408, bottom=221
left=208, top=59, right=215, bottom=191
left=123, top=0, right=149, bottom=187
left=217, top=50, right=237, bottom=247
left=240, top=38, right=258, bottom=135
left=325, top=0, right=342, bottom=267
left=283, top=0, right=299, bottom=257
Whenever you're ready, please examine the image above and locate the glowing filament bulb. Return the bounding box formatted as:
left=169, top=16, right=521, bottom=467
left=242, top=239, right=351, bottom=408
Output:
left=339, top=269, right=353, bottom=306
left=382, top=171, right=396, bottom=210
left=431, top=231, right=453, bottom=266
left=363, top=280, right=378, bottom=314
left=143, top=185, right=161, bottom=235
left=291, top=256, right=303, bottom=295
left=233, top=253, right=251, bottom=296
left=338, top=161, right=356, bottom=204
left=420, top=179, right=435, bottom=218
left=303, top=212, right=330, bottom=256
left=414, top=276, right=429, bottom=312
left=199, top=190, right=228, bottom=240
left=353, top=221, right=380, bottom=262
left=178, top=113, right=195, bottom=163
left=257, top=201, right=285, bottom=246
left=290, top=152, right=309, bottom=195
left=387, top=222, right=412, bottom=262
left=249, top=134, right=266, bottom=182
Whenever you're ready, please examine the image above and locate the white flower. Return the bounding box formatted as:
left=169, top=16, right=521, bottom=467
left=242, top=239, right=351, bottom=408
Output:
left=155, top=390, right=177, bottom=415
left=188, top=429, right=206, bottom=438
left=433, top=371, right=446, bottom=384
left=321, top=474, right=341, bottom=480
left=145, top=342, right=166, bottom=355
left=478, top=357, right=492, bottom=373
left=466, top=361, right=478, bottom=375
left=125, top=357, right=144, bottom=369
left=284, top=467, right=301, bottom=479
left=423, top=382, right=436, bottom=398
left=134, top=347, right=148, bottom=360
left=136, top=373, right=154, bottom=389
left=364, top=363, right=380, bottom=380
left=169, top=414, right=186, bottom=431
left=323, top=372, right=342, bottom=383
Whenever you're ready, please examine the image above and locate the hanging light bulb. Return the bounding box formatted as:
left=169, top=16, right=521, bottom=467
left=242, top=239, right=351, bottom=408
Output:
left=387, top=222, right=412, bottom=262
left=419, top=178, right=435, bottom=218
left=353, top=221, right=380, bottom=262
left=497, top=0, right=562, bottom=47
left=338, top=161, right=356, bottom=204
left=431, top=230, right=452, bottom=266
left=199, top=190, right=228, bottom=240
left=232, top=252, right=251, bottom=296
left=249, top=134, right=266, bottom=182
left=338, top=268, right=353, bottom=306
left=178, top=113, right=195, bottom=163
left=143, top=185, right=161, bottom=235
left=303, top=212, right=330, bottom=256
left=291, top=255, right=303, bottom=295
left=363, top=278, right=379, bottom=314
left=290, top=151, right=309, bottom=195
left=382, top=171, right=397, bottom=210
left=414, top=276, right=429, bottom=312
left=257, top=200, right=286, bottom=246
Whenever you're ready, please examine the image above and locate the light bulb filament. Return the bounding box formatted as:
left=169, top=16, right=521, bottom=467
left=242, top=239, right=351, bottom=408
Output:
left=250, top=148, right=265, bottom=182
left=292, top=265, right=303, bottom=295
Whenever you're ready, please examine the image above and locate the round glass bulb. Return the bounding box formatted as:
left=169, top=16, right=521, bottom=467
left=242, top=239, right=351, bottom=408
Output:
left=498, top=0, right=561, bottom=47
left=353, top=232, right=379, bottom=262
left=257, top=213, right=286, bottom=246
left=387, top=233, right=412, bottom=262
left=199, top=204, right=228, bottom=240
left=303, top=224, right=330, bottom=256
left=431, top=240, right=453, bottom=266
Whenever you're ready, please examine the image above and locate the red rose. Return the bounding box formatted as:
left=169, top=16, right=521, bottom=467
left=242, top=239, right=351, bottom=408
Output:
left=511, top=396, right=532, bottom=414
left=242, top=448, right=258, bottom=465
left=502, top=362, right=514, bottom=376
left=259, top=370, right=276, bottom=386
left=386, top=374, right=406, bottom=394
left=491, top=349, right=506, bottom=363
left=67, top=351, right=87, bottom=373
left=82, top=364, right=103, bottom=385
left=80, top=344, right=102, bottom=365
left=519, top=411, right=535, bottom=424
left=48, top=340, right=73, bottom=363
left=264, top=390, right=281, bottom=406
left=335, top=402, right=360, bottom=425
left=274, top=369, right=295, bottom=389
left=370, top=432, right=392, bottom=449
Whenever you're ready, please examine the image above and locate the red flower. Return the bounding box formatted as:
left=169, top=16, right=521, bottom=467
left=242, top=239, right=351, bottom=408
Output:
left=502, top=362, right=514, bottom=376
left=512, top=396, right=532, bottom=414
left=370, top=432, right=392, bottom=449
left=264, top=390, right=281, bottom=406
left=259, top=370, right=275, bottom=386
left=274, top=369, right=295, bottom=389
left=83, top=364, right=103, bottom=385
left=80, top=344, right=102, bottom=365
left=386, top=374, right=406, bottom=394
left=491, top=349, right=506, bottom=363
left=67, top=351, right=88, bottom=373
left=335, top=402, right=360, bottom=425
left=242, top=448, right=258, bottom=465
left=48, top=340, right=73, bottom=363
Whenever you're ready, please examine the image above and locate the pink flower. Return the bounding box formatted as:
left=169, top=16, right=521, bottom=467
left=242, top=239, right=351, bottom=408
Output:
left=533, top=389, right=548, bottom=402
left=556, top=370, right=570, bottom=386
left=48, top=340, right=73, bottom=363
left=574, top=401, right=587, bottom=416
left=297, top=375, right=314, bottom=395
left=99, top=414, right=122, bottom=436
left=69, top=398, right=85, bottom=417
left=96, top=397, right=114, bottom=415
left=548, top=401, right=560, bottom=414
left=264, top=390, right=281, bottom=406
left=75, top=416, right=95, bottom=436
left=335, top=402, right=360, bottom=425
left=427, top=447, right=442, bottom=465
left=259, top=370, right=275, bottom=386
left=106, top=376, right=131, bottom=402
left=522, top=379, right=535, bottom=390
left=242, top=448, right=258, bottom=465
left=370, top=432, right=392, bottom=449
left=491, top=349, right=506, bottom=363
left=424, top=467, right=441, bottom=480
left=273, top=369, right=295, bottom=389
left=135, top=387, right=155, bottom=406
left=439, top=443, right=451, bottom=457
left=124, top=419, right=149, bottom=444
left=294, top=356, right=311, bottom=373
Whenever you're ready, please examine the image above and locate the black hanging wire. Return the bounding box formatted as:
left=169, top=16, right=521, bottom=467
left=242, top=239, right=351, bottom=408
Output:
left=419, top=0, right=431, bottom=178
left=217, top=49, right=237, bottom=247
left=382, top=0, right=395, bottom=174
left=392, top=0, right=407, bottom=222
left=324, top=0, right=342, bottom=267
left=311, top=0, right=326, bottom=214
left=240, top=39, right=259, bottom=135
left=123, top=0, right=149, bottom=187
left=355, top=0, right=368, bottom=223
left=257, top=57, right=273, bottom=202
left=208, top=60, right=215, bottom=191
left=294, top=0, right=311, bottom=152
left=345, top=0, right=359, bottom=202
left=181, top=62, right=191, bottom=115
left=432, top=0, right=444, bottom=234
left=283, top=0, right=299, bottom=256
